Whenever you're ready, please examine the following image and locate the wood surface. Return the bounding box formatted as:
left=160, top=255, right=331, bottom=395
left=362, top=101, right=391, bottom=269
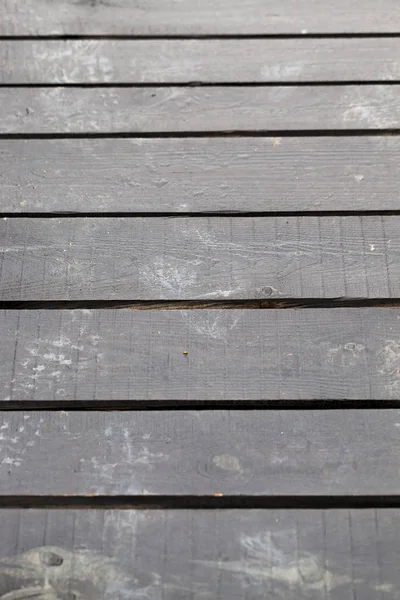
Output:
left=0, top=216, right=398, bottom=300
left=2, top=0, right=400, bottom=593
left=1, top=86, right=399, bottom=133
left=1, top=0, right=400, bottom=35
left=1, top=508, right=398, bottom=599
left=2, top=137, right=399, bottom=214
left=2, top=39, right=400, bottom=83
left=1, top=410, right=400, bottom=495
left=2, top=308, right=400, bottom=401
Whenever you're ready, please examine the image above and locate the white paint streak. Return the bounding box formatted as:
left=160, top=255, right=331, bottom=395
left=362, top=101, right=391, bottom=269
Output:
left=343, top=86, right=397, bottom=128
left=196, top=529, right=354, bottom=593
left=180, top=310, right=243, bottom=341
left=327, top=342, right=365, bottom=368
left=140, top=256, right=200, bottom=297
left=377, top=340, right=400, bottom=397
left=213, top=454, right=242, bottom=473
left=12, top=320, right=103, bottom=399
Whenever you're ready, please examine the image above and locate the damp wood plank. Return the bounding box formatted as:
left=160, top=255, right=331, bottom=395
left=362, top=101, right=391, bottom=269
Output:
left=2, top=137, right=399, bottom=214
left=2, top=0, right=400, bottom=35
left=1, top=509, right=399, bottom=600
left=0, top=216, right=398, bottom=301
left=2, top=308, right=400, bottom=401
left=1, top=86, right=399, bottom=134
left=3, top=39, right=400, bottom=84
left=2, top=410, right=400, bottom=495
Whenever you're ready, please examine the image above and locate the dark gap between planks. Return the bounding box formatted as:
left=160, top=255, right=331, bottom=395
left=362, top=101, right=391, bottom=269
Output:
left=3, top=33, right=400, bottom=40
left=2, top=400, right=400, bottom=410
left=4, top=81, right=400, bottom=87
left=1, top=495, right=400, bottom=509
left=2, top=130, right=400, bottom=139
left=3, top=298, right=400, bottom=310
left=4, top=210, right=400, bottom=218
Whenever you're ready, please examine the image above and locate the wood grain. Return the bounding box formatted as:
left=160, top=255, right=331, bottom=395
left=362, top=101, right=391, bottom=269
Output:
left=0, top=216, right=397, bottom=300
left=2, top=410, right=400, bottom=494
left=2, top=39, right=400, bottom=83
left=2, top=308, right=400, bottom=401
left=1, top=0, right=400, bottom=35
left=2, top=137, right=398, bottom=213
left=1, top=86, right=399, bottom=133
left=1, top=508, right=398, bottom=599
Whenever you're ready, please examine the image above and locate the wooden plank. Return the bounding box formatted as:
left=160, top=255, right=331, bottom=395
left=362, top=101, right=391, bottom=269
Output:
left=0, top=508, right=399, bottom=599
left=0, top=216, right=398, bottom=300
left=1, top=0, right=400, bottom=35
left=3, top=137, right=400, bottom=214
left=2, top=39, right=400, bottom=83
left=2, top=410, right=400, bottom=494
left=1, top=86, right=399, bottom=133
left=2, top=308, right=400, bottom=401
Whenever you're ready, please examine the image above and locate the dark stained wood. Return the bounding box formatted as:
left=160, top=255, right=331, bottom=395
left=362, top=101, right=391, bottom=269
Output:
left=3, top=137, right=399, bottom=214
left=1, top=0, right=400, bottom=35
left=2, top=308, right=400, bottom=401
left=1, top=86, right=399, bottom=133
left=2, top=410, right=400, bottom=495
left=0, top=508, right=399, bottom=599
left=2, top=39, right=400, bottom=83
left=0, top=216, right=397, bottom=300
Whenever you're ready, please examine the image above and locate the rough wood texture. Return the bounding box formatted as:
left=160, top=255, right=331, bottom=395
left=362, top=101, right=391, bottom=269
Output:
left=2, top=410, right=400, bottom=495
left=1, top=86, right=399, bottom=133
left=2, top=137, right=400, bottom=214
left=2, top=308, right=400, bottom=401
left=3, top=39, right=400, bottom=83
left=0, top=216, right=398, bottom=300
left=2, top=0, right=400, bottom=35
left=0, top=508, right=399, bottom=599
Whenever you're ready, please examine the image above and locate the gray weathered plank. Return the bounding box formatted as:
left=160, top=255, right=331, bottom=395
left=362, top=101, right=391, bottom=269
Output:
left=1, top=86, right=398, bottom=133
left=2, top=308, right=400, bottom=401
left=1, top=0, right=400, bottom=35
left=2, top=410, right=400, bottom=494
left=2, top=39, right=400, bottom=83
left=0, top=509, right=399, bottom=600
left=2, top=137, right=398, bottom=213
left=0, top=217, right=397, bottom=300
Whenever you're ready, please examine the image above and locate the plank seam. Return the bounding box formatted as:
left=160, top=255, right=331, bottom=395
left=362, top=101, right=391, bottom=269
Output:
left=3, top=82, right=400, bottom=87
left=1, top=495, right=400, bottom=509
left=1, top=400, right=400, bottom=410
left=2, top=33, right=400, bottom=40
left=2, top=299, right=400, bottom=310
left=3, top=211, right=400, bottom=218
left=2, top=130, right=400, bottom=139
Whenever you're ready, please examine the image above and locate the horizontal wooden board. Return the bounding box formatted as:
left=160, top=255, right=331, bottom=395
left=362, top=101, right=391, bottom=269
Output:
left=0, top=509, right=399, bottom=600
left=0, top=216, right=398, bottom=300
left=2, top=137, right=399, bottom=213
left=1, top=86, right=399, bottom=133
left=3, top=39, right=400, bottom=83
left=2, top=410, right=400, bottom=494
left=2, top=0, right=400, bottom=35
left=2, top=308, right=400, bottom=401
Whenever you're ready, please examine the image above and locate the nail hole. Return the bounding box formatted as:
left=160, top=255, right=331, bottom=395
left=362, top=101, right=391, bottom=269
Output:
left=262, top=286, right=273, bottom=297
left=345, top=343, right=356, bottom=351
left=41, top=551, right=64, bottom=567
